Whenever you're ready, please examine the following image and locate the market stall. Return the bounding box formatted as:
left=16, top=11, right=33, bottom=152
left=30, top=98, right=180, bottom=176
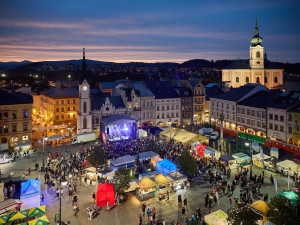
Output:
left=110, top=155, right=136, bottom=170
left=14, top=142, right=32, bottom=156
left=136, top=177, right=157, bottom=201
left=150, top=156, right=163, bottom=168
left=167, top=171, right=187, bottom=191
left=151, top=174, right=172, bottom=195
left=84, top=167, right=98, bottom=181
left=20, top=178, right=41, bottom=210
left=137, top=151, right=159, bottom=163
left=276, top=160, right=300, bottom=177
left=96, top=183, right=115, bottom=207
left=156, top=159, right=177, bottom=176
left=204, top=210, right=228, bottom=225
left=252, top=153, right=271, bottom=168
left=249, top=200, right=269, bottom=224
left=219, top=155, right=237, bottom=169
left=0, top=199, right=22, bottom=215
left=232, top=153, right=251, bottom=166
left=204, top=147, right=221, bottom=160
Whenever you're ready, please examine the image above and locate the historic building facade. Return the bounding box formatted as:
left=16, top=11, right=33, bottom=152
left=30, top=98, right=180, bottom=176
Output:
left=222, top=20, right=284, bottom=89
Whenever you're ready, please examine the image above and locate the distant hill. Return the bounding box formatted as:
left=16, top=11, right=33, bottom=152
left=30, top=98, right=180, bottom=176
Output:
left=0, top=60, right=32, bottom=71
left=41, top=59, right=114, bottom=66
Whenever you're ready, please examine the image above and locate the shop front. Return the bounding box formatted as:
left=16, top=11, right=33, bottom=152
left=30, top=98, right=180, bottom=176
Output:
left=136, top=177, right=157, bottom=201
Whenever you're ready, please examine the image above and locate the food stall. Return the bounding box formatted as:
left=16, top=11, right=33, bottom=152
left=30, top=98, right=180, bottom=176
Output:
left=204, top=147, right=221, bottom=160
left=136, top=177, right=157, bottom=201
left=219, top=155, right=237, bottom=169
left=156, top=159, right=177, bottom=176
left=232, top=153, right=251, bottom=166
left=0, top=199, right=22, bottom=215
left=84, top=167, right=98, bottom=181
left=167, top=171, right=187, bottom=191
left=110, top=155, right=136, bottom=170
left=252, top=153, right=271, bottom=168
left=249, top=200, right=269, bottom=224
left=204, top=210, right=228, bottom=225
left=151, top=174, right=172, bottom=195
left=150, top=156, right=163, bottom=168
left=276, top=160, right=300, bottom=177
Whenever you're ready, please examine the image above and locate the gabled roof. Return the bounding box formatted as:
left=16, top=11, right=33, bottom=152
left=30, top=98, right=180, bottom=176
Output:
left=205, top=85, right=223, bottom=101
left=144, top=81, right=179, bottom=99
left=132, top=82, right=154, bottom=97
left=211, top=83, right=261, bottom=102
left=0, top=90, right=33, bottom=105
left=43, top=88, right=78, bottom=98
left=238, top=90, right=278, bottom=108
left=91, top=95, right=125, bottom=111
left=123, top=88, right=140, bottom=101
left=175, top=87, right=193, bottom=97
left=189, top=79, right=201, bottom=88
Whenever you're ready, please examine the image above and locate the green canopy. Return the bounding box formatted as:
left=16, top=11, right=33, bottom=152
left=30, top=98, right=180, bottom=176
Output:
left=8, top=209, right=28, bottom=222
left=27, top=215, right=49, bottom=225
left=278, top=191, right=299, bottom=205
left=0, top=213, right=10, bottom=224
left=28, top=205, right=46, bottom=218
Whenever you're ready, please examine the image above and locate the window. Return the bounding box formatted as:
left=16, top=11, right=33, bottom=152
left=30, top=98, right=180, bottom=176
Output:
left=216, top=102, right=219, bottom=107
left=162, top=106, right=164, bottom=111
left=280, top=125, right=284, bottom=132
left=23, top=111, right=27, bottom=118
left=212, top=101, right=214, bottom=106
left=3, top=126, right=8, bottom=133
left=23, top=124, right=28, bottom=131
left=236, top=77, right=240, bottom=83
left=262, top=112, right=266, bottom=118
left=237, top=117, right=240, bottom=122
left=176, top=105, right=179, bottom=110
left=150, top=102, right=153, bottom=107
left=262, top=123, right=266, bottom=129
left=56, top=108, right=59, bottom=112
left=242, top=108, right=245, bottom=114
left=73, top=106, right=75, bottom=111
left=56, top=116, right=59, bottom=120
left=257, top=121, right=261, bottom=127
left=256, top=77, right=260, bottom=83
left=67, top=100, right=70, bottom=104
left=134, top=103, right=138, bottom=109
left=247, top=109, right=250, bottom=115
left=61, top=115, right=64, bottom=119
left=274, top=77, right=278, bottom=83
left=288, top=114, right=292, bottom=121
left=0, top=113, right=2, bottom=120
left=61, top=107, right=64, bottom=112
left=256, top=51, right=260, bottom=58
left=67, top=107, right=70, bottom=111
left=83, top=102, right=87, bottom=113
left=280, top=116, right=284, bottom=122
left=166, top=105, right=169, bottom=110
left=73, top=99, right=76, bottom=104
left=269, top=114, right=273, bottom=120
left=269, top=123, right=273, bottom=129
left=257, top=111, right=261, bottom=118
left=162, top=113, right=164, bottom=119
left=264, top=77, right=268, bottom=83
left=56, top=101, right=59, bottom=105
left=12, top=112, right=17, bottom=119
left=251, top=120, right=255, bottom=126
left=157, top=114, right=159, bottom=119
left=251, top=110, right=255, bottom=116
left=247, top=119, right=250, bottom=125
left=241, top=118, right=245, bottom=123
left=83, top=118, right=87, bottom=129
left=12, top=124, right=17, bottom=132
left=157, top=106, right=159, bottom=111
left=221, top=103, right=223, bottom=108
left=4, top=112, right=8, bottom=119
left=226, top=114, right=229, bottom=119
left=61, top=100, right=64, bottom=104
left=0, top=126, right=2, bottom=134
left=289, top=126, right=292, bottom=134
left=238, top=108, right=241, bottom=113
left=274, top=115, right=278, bottom=121
left=68, top=114, right=70, bottom=119
left=232, top=105, right=235, bottom=110
left=73, top=114, right=75, bottom=119
left=96, top=118, right=99, bottom=124
left=274, top=124, right=278, bottom=130
left=176, top=112, right=179, bottom=117
left=246, top=77, right=250, bottom=83
left=226, top=104, right=229, bottom=109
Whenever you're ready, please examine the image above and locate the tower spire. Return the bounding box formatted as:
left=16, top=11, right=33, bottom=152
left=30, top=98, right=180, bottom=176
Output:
left=251, top=18, right=263, bottom=46
left=80, top=47, right=87, bottom=83
left=254, top=17, right=259, bottom=36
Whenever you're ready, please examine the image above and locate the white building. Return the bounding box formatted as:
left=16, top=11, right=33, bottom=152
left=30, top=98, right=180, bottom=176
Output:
left=77, top=79, right=92, bottom=134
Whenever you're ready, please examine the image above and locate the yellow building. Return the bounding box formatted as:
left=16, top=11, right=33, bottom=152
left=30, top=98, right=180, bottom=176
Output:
left=0, top=90, right=33, bottom=148
left=33, top=88, right=79, bottom=134
left=222, top=20, right=284, bottom=89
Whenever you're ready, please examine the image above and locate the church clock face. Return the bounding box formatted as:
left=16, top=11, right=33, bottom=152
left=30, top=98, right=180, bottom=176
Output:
left=82, top=86, right=88, bottom=91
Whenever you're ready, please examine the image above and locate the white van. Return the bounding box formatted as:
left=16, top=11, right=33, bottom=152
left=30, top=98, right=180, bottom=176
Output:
left=0, top=152, right=14, bottom=164
left=210, top=131, right=219, bottom=140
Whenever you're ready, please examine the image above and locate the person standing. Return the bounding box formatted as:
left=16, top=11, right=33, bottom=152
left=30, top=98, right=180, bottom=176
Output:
left=183, top=196, right=187, bottom=207
left=215, top=191, right=220, bottom=206
left=142, top=203, right=146, bottom=216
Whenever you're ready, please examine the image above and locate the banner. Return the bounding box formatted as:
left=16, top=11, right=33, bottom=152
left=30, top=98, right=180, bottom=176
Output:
left=292, top=112, right=300, bottom=144
left=273, top=177, right=278, bottom=194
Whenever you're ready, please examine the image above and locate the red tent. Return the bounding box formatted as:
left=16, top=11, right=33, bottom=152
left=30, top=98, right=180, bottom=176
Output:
left=197, top=144, right=206, bottom=157
left=96, top=183, right=115, bottom=207
left=81, top=160, right=91, bottom=166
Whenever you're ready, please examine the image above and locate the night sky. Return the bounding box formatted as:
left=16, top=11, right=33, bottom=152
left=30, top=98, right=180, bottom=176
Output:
left=0, top=0, right=299, bottom=63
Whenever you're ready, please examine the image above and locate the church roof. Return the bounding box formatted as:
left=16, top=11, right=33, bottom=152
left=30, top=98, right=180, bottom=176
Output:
left=91, top=95, right=125, bottom=111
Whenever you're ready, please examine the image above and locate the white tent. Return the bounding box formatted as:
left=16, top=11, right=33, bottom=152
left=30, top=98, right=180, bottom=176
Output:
left=204, top=210, right=228, bottom=225
left=277, top=160, right=299, bottom=172
left=138, top=129, right=147, bottom=138
left=20, top=178, right=41, bottom=210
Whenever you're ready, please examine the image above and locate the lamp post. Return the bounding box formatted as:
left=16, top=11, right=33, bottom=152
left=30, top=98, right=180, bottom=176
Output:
left=68, top=74, right=71, bottom=82
left=219, top=112, right=225, bottom=154
left=59, top=179, right=68, bottom=225
left=245, top=134, right=253, bottom=178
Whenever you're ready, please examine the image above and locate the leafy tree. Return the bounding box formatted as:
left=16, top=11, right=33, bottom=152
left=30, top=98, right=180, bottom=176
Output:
left=88, top=146, right=107, bottom=169
left=228, top=205, right=262, bottom=225
left=176, top=151, right=197, bottom=176
left=266, top=196, right=299, bottom=225
left=112, top=167, right=131, bottom=195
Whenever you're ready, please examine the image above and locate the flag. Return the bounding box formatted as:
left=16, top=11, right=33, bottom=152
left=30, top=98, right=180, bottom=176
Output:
left=273, top=177, right=278, bottom=194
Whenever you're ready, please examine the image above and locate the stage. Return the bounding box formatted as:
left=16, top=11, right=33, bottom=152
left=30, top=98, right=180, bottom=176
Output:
left=100, top=115, right=138, bottom=143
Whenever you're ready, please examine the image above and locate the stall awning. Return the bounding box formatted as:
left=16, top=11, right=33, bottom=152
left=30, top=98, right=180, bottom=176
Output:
left=151, top=174, right=171, bottom=185
left=27, top=215, right=49, bottom=225
left=14, top=142, right=31, bottom=148
left=277, top=160, right=299, bottom=171
left=111, top=155, right=136, bottom=166
left=46, top=135, right=64, bottom=141
left=137, top=151, right=159, bottom=161
left=138, top=177, right=157, bottom=189
left=204, top=210, right=228, bottom=225
left=81, top=160, right=92, bottom=166
left=219, top=155, right=235, bottom=163
left=167, top=171, right=187, bottom=182
left=0, top=199, right=22, bottom=215
left=278, top=191, right=299, bottom=205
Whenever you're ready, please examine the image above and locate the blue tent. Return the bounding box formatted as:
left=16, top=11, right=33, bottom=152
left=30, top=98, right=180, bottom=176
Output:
left=110, top=155, right=136, bottom=170
left=20, top=178, right=41, bottom=199
left=156, top=159, right=177, bottom=176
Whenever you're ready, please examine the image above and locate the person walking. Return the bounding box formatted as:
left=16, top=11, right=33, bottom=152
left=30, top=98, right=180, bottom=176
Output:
left=139, top=214, right=142, bottom=225
left=183, top=196, right=187, bottom=207
left=41, top=193, right=44, bottom=203
left=142, top=203, right=146, bottom=216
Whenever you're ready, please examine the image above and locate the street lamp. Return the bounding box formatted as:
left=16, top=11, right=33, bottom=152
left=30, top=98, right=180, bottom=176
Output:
left=245, top=135, right=253, bottom=178
left=68, top=74, right=71, bottom=81
left=42, top=136, right=48, bottom=172
left=59, top=179, right=68, bottom=225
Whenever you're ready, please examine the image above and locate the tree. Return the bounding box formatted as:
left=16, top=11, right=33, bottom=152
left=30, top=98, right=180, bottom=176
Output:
left=88, top=146, right=107, bottom=169
left=176, top=151, right=197, bottom=176
left=112, top=167, right=131, bottom=195
left=266, top=196, right=299, bottom=225
left=228, top=205, right=262, bottom=225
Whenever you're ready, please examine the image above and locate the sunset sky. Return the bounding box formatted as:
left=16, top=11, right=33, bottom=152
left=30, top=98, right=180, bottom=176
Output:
left=0, top=0, right=299, bottom=63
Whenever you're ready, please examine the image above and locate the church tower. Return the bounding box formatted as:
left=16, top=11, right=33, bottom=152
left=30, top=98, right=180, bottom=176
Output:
left=77, top=48, right=92, bottom=134
left=249, top=18, right=264, bottom=69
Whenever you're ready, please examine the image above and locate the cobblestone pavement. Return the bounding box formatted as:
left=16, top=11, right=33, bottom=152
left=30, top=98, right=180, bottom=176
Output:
left=0, top=143, right=295, bottom=225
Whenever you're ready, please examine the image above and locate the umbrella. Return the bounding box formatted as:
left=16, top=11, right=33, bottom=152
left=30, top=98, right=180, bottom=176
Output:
left=81, top=160, right=91, bottom=166
left=27, top=215, right=49, bottom=225
left=278, top=191, right=299, bottom=205
left=8, top=210, right=28, bottom=222
left=0, top=213, right=10, bottom=224
left=28, top=205, right=46, bottom=218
